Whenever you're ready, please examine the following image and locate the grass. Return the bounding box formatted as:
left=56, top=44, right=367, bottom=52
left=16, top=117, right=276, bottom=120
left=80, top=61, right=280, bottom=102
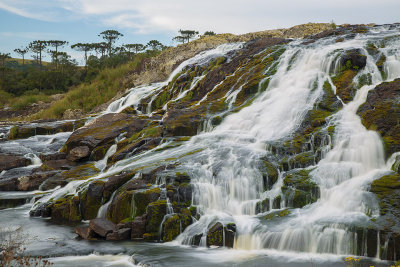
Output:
left=31, top=53, right=152, bottom=119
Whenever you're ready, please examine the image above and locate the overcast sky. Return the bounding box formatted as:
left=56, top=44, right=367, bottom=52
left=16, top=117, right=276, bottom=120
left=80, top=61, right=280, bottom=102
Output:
left=1, top=0, right=399, bottom=64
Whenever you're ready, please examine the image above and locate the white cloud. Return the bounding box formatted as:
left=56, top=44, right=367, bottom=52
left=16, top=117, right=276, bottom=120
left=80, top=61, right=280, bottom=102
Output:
left=1, top=0, right=400, bottom=35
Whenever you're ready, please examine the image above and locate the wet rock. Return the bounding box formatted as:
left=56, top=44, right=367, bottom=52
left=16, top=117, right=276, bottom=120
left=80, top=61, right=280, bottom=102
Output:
left=206, top=222, right=236, bottom=248
left=357, top=79, right=400, bottom=158
left=131, top=214, right=147, bottom=239
left=17, top=171, right=58, bottom=191
left=103, top=172, right=135, bottom=200
left=66, top=146, right=90, bottom=162
left=89, top=218, right=116, bottom=237
left=282, top=168, right=319, bottom=208
left=339, top=49, right=367, bottom=70
left=162, top=109, right=202, bottom=137
left=8, top=121, right=75, bottom=140
left=0, top=154, right=30, bottom=172
left=64, top=113, right=145, bottom=158
left=145, top=200, right=167, bottom=234
left=75, top=226, right=98, bottom=240
left=106, top=228, right=131, bottom=241
left=80, top=180, right=105, bottom=220
left=110, top=137, right=162, bottom=164
left=51, top=195, right=82, bottom=222
left=39, top=152, right=67, bottom=162
left=40, top=159, right=76, bottom=171
left=162, top=208, right=193, bottom=242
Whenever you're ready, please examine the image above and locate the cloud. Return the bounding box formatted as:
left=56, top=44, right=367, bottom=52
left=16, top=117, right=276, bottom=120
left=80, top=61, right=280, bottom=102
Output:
left=1, top=0, right=400, bottom=35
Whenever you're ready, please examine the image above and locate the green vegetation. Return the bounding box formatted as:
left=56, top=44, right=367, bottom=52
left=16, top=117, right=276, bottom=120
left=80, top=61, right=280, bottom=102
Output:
left=0, top=29, right=166, bottom=117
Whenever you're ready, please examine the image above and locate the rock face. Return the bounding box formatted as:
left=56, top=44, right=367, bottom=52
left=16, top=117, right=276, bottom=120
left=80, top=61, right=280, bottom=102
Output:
left=357, top=79, right=400, bottom=158
left=0, top=154, right=30, bottom=172
left=8, top=121, right=76, bottom=140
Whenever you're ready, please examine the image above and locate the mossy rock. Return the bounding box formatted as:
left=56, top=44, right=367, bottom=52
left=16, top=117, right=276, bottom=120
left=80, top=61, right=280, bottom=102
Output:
left=145, top=200, right=167, bottom=234
left=90, top=144, right=112, bottom=161
left=161, top=214, right=180, bottom=242
left=107, top=190, right=135, bottom=224
left=263, top=161, right=279, bottom=190
left=282, top=168, right=319, bottom=208
left=332, top=69, right=358, bottom=103
left=370, top=174, right=400, bottom=217
left=206, top=222, right=236, bottom=248
left=256, top=197, right=270, bottom=213
left=51, top=195, right=82, bottom=222
left=131, top=188, right=161, bottom=219
left=80, top=180, right=105, bottom=220
left=357, top=79, right=400, bottom=158
left=61, top=163, right=100, bottom=180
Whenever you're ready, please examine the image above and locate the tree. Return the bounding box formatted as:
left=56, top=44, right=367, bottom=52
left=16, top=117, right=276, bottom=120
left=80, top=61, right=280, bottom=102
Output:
left=124, top=43, right=145, bottom=53
left=28, top=40, right=47, bottom=70
left=47, top=40, right=68, bottom=69
left=204, top=31, right=216, bottom=36
left=98, top=30, right=124, bottom=57
left=13, top=48, right=28, bottom=69
left=173, top=30, right=199, bottom=44
left=71, top=43, right=93, bottom=66
left=0, top=53, right=11, bottom=67
left=146, top=40, right=164, bottom=51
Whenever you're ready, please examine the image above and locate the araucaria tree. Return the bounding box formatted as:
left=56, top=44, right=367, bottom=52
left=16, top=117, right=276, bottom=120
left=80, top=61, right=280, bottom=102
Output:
left=13, top=48, right=28, bottom=69
left=28, top=40, right=47, bottom=69
left=71, top=43, right=93, bottom=66
left=47, top=40, right=68, bottom=69
left=173, top=30, right=199, bottom=44
left=124, top=44, right=145, bottom=54
left=146, top=40, right=164, bottom=51
left=98, top=30, right=124, bottom=57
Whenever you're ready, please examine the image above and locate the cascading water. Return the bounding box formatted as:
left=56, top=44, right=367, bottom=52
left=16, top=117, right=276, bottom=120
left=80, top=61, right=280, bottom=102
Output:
left=173, top=26, right=400, bottom=256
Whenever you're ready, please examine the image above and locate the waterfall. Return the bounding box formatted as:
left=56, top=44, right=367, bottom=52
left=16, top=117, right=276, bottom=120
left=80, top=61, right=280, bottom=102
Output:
left=173, top=26, right=400, bottom=255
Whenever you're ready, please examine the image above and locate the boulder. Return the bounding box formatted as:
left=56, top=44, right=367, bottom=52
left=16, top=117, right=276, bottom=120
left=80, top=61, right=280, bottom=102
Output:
left=0, top=154, right=30, bottom=172
left=80, top=180, right=105, bottom=220
left=75, top=226, right=98, bottom=240
left=89, top=218, right=116, bottom=237
left=145, top=200, right=167, bottom=234
left=106, top=228, right=131, bottom=241
left=66, top=146, right=90, bottom=162
left=131, top=214, right=147, bottom=239
left=206, top=222, right=236, bottom=248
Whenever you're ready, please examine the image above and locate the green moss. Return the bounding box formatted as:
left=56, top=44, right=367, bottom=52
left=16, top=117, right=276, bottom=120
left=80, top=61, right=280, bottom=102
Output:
left=51, top=195, right=82, bottom=222
left=279, top=209, right=291, bottom=217
left=146, top=199, right=167, bottom=233
left=8, top=126, right=18, bottom=139
left=162, top=214, right=180, bottom=242
left=332, top=69, right=358, bottom=103
left=62, top=163, right=100, bottom=180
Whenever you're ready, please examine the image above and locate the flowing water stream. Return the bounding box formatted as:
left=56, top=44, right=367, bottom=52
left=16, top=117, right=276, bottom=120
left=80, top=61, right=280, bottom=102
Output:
left=1, top=25, right=400, bottom=266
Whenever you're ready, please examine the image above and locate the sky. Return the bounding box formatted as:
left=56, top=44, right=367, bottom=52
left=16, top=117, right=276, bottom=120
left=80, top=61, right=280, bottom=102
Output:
left=1, top=0, right=399, bottom=65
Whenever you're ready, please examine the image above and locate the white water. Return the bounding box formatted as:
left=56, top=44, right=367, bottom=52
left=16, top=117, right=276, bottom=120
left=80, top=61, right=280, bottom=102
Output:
left=173, top=26, right=400, bottom=256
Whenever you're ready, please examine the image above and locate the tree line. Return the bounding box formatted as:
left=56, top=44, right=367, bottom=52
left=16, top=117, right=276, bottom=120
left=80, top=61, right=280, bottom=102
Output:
left=0, top=30, right=166, bottom=97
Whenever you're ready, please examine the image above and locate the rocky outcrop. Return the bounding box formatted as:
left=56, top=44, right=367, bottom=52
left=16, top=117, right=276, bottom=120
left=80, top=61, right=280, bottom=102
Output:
left=357, top=79, right=400, bottom=158
left=8, top=120, right=76, bottom=140
left=63, top=113, right=146, bottom=161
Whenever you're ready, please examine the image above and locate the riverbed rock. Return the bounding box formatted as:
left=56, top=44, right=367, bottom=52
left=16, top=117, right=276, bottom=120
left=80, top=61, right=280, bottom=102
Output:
left=339, top=49, right=367, bottom=70
left=8, top=121, right=75, bottom=140
left=89, top=218, right=116, bottom=237
left=0, top=154, right=30, bottom=172
left=145, top=200, right=167, bottom=235
left=80, top=180, right=105, bottom=220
